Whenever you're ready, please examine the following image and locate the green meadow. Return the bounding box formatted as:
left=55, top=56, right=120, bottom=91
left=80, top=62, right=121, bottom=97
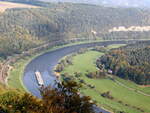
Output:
left=61, top=46, right=150, bottom=113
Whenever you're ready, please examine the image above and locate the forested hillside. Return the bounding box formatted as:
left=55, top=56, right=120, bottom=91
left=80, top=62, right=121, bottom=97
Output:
left=1, top=2, right=150, bottom=59
left=98, top=41, right=150, bottom=85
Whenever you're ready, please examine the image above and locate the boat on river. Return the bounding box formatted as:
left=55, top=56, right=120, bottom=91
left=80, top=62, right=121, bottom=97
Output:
left=35, top=71, right=44, bottom=87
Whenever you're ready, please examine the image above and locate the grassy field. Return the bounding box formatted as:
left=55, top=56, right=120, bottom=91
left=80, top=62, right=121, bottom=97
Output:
left=62, top=51, right=103, bottom=74
left=0, top=1, right=38, bottom=13
left=115, top=77, right=150, bottom=95
left=8, top=56, right=34, bottom=91
left=0, top=83, right=7, bottom=94
left=107, top=44, right=126, bottom=49
left=61, top=46, right=150, bottom=113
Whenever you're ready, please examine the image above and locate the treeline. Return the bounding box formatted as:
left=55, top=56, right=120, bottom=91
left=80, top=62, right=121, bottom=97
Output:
left=0, top=36, right=38, bottom=59
left=0, top=80, right=95, bottom=113
left=55, top=56, right=73, bottom=72
left=1, top=2, right=150, bottom=59
left=86, top=71, right=106, bottom=79
left=97, top=41, right=150, bottom=85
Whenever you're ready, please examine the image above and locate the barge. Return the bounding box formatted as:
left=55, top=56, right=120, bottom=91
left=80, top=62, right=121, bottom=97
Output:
left=35, top=71, right=44, bottom=87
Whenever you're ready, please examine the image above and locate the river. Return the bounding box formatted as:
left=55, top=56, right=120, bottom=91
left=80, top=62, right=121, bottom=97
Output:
left=23, top=40, right=128, bottom=113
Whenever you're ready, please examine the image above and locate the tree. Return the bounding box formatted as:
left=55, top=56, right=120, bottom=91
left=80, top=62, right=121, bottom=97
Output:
left=0, top=80, right=95, bottom=113
left=0, top=91, right=43, bottom=113
left=40, top=80, right=95, bottom=113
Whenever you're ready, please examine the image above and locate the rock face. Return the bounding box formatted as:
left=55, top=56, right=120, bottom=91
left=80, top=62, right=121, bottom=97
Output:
left=109, top=26, right=150, bottom=32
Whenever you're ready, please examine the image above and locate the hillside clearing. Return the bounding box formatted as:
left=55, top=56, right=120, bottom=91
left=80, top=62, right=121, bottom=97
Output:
left=0, top=1, right=38, bottom=13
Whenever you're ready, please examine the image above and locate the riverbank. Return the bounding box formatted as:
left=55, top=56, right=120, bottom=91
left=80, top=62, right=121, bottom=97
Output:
left=7, top=39, right=107, bottom=91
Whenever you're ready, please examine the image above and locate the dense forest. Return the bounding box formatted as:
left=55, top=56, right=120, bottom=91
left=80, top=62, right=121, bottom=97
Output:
left=1, top=1, right=150, bottom=59
left=97, top=41, right=150, bottom=85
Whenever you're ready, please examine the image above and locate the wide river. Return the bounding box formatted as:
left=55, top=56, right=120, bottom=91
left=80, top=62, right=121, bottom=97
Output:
left=23, top=40, right=128, bottom=113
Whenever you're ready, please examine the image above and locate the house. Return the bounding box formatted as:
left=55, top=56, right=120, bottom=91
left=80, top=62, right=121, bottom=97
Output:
left=108, top=69, right=113, bottom=74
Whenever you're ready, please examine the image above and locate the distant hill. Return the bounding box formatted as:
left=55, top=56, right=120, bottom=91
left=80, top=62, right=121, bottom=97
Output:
left=2, top=0, right=150, bottom=8
left=38, top=0, right=150, bottom=8
left=1, top=2, right=150, bottom=59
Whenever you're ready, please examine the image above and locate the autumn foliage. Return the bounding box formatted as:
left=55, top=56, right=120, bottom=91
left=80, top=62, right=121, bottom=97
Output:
left=98, top=41, right=150, bottom=85
left=0, top=80, right=94, bottom=113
